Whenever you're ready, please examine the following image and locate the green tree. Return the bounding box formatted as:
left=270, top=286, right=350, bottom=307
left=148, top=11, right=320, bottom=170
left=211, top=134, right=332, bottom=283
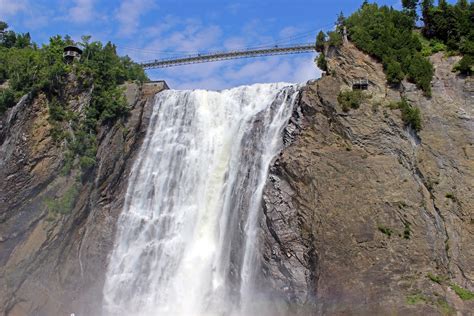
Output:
left=402, top=0, right=419, bottom=22
left=345, top=3, right=436, bottom=93
left=421, top=0, right=434, bottom=36
left=336, top=11, right=346, bottom=33
left=316, top=31, right=326, bottom=52
left=386, top=60, right=404, bottom=84
left=0, top=21, right=7, bottom=31
left=327, top=31, right=343, bottom=47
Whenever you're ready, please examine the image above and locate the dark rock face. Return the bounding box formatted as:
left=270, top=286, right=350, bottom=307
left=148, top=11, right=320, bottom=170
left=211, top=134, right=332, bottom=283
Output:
left=0, top=83, right=162, bottom=315
left=260, top=44, right=473, bottom=315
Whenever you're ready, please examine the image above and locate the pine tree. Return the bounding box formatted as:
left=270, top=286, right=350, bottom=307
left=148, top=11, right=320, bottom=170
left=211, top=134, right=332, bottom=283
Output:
left=402, top=0, right=419, bottom=21
left=421, top=0, right=434, bottom=37
left=315, top=31, right=326, bottom=53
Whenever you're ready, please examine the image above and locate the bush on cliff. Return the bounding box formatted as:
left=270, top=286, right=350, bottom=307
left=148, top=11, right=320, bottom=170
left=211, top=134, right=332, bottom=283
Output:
left=337, top=90, right=364, bottom=112
left=389, top=98, right=422, bottom=132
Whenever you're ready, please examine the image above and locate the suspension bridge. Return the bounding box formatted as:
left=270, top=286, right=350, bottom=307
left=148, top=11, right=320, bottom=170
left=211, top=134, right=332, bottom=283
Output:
left=139, top=42, right=316, bottom=69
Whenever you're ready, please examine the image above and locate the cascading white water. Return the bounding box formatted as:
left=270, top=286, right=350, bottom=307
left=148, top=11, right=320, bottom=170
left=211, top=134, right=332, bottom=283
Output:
left=103, top=83, right=299, bottom=316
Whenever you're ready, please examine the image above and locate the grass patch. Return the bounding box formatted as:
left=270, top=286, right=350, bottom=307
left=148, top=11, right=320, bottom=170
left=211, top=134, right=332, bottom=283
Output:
left=427, top=273, right=446, bottom=285
left=406, top=293, right=427, bottom=305
left=337, top=90, right=364, bottom=112
left=44, top=184, right=79, bottom=215
left=436, top=298, right=455, bottom=315
left=450, top=283, right=474, bottom=301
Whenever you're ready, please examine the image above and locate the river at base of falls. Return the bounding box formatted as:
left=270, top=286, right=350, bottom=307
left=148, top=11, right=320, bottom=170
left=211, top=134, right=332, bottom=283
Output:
left=102, top=83, right=299, bottom=316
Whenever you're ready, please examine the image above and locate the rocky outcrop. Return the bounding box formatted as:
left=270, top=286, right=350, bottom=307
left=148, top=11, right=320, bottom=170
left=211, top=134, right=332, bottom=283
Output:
left=0, top=82, right=165, bottom=315
left=260, top=42, right=473, bottom=315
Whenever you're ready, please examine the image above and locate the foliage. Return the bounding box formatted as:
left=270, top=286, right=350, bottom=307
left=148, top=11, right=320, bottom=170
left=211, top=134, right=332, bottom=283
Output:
left=450, top=283, right=474, bottom=301
left=0, top=89, right=16, bottom=114
left=316, top=31, right=326, bottom=53
left=390, top=98, right=422, bottom=132
left=386, top=60, right=404, bottom=85
left=0, top=21, right=148, bottom=173
left=406, top=54, right=434, bottom=95
left=421, top=0, right=473, bottom=74
left=345, top=3, right=434, bottom=94
left=406, top=293, right=427, bottom=305
left=453, top=55, right=473, bottom=76
left=436, top=298, right=455, bottom=315
left=44, top=185, right=79, bottom=214
left=317, top=53, right=328, bottom=72
left=337, top=90, right=363, bottom=112
left=327, top=31, right=343, bottom=48
left=427, top=273, right=446, bottom=284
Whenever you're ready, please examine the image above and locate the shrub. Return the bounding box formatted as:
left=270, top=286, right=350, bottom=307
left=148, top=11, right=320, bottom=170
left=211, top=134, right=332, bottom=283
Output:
left=453, top=55, right=473, bottom=76
left=427, top=273, right=446, bottom=284
left=0, top=88, right=16, bottom=114
left=386, top=60, right=404, bottom=85
left=327, top=31, right=343, bottom=47
left=337, top=90, right=363, bottom=112
left=317, top=54, right=328, bottom=72
left=44, top=185, right=79, bottom=215
left=390, top=98, right=422, bottom=131
left=406, top=54, right=433, bottom=96
left=316, top=31, right=326, bottom=52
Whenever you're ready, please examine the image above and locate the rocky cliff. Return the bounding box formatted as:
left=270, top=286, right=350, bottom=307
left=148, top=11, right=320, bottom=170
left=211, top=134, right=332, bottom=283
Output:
left=0, top=81, right=165, bottom=315
left=0, top=42, right=472, bottom=316
left=260, top=42, right=473, bottom=315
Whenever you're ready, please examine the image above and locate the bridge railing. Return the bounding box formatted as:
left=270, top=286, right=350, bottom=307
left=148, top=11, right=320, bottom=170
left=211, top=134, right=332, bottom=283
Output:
left=139, top=43, right=316, bottom=69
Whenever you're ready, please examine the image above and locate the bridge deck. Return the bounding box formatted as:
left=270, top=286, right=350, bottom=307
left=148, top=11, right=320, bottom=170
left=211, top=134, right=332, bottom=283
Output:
left=140, top=43, right=316, bottom=69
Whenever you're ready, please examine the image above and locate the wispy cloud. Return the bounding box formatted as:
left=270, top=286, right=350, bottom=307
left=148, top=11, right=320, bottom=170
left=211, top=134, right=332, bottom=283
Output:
left=68, top=0, right=94, bottom=23
left=116, top=0, right=156, bottom=37
left=0, top=0, right=28, bottom=18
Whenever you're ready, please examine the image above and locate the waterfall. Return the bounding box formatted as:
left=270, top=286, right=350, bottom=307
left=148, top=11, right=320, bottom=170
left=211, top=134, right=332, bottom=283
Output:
left=102, top=83, right=299, bottom=316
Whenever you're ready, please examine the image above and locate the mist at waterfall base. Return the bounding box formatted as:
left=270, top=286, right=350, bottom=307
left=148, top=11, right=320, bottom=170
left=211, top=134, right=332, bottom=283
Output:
left=102, top=83, right=299, bottom=316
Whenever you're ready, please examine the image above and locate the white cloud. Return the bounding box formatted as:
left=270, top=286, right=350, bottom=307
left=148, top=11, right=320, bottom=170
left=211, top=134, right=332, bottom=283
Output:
left=279, top=26, right=299, bottom=38
left=116, top=0, right=156, bottom=37
left=224, top=37, right=247, bottom=50
left=68, top=0, right=94, bottom=23
left=0, top=0, right=28, bottom=18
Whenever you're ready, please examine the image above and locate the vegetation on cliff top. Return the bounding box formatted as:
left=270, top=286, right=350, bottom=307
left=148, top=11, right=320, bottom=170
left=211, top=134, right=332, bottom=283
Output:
left=0, top=21, right=148, bottom=172
left=317, top=1, right=473, bottom=93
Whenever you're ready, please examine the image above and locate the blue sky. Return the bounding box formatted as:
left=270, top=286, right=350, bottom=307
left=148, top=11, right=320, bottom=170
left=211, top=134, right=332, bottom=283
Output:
left=0, top=0, right=454, bottom=90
